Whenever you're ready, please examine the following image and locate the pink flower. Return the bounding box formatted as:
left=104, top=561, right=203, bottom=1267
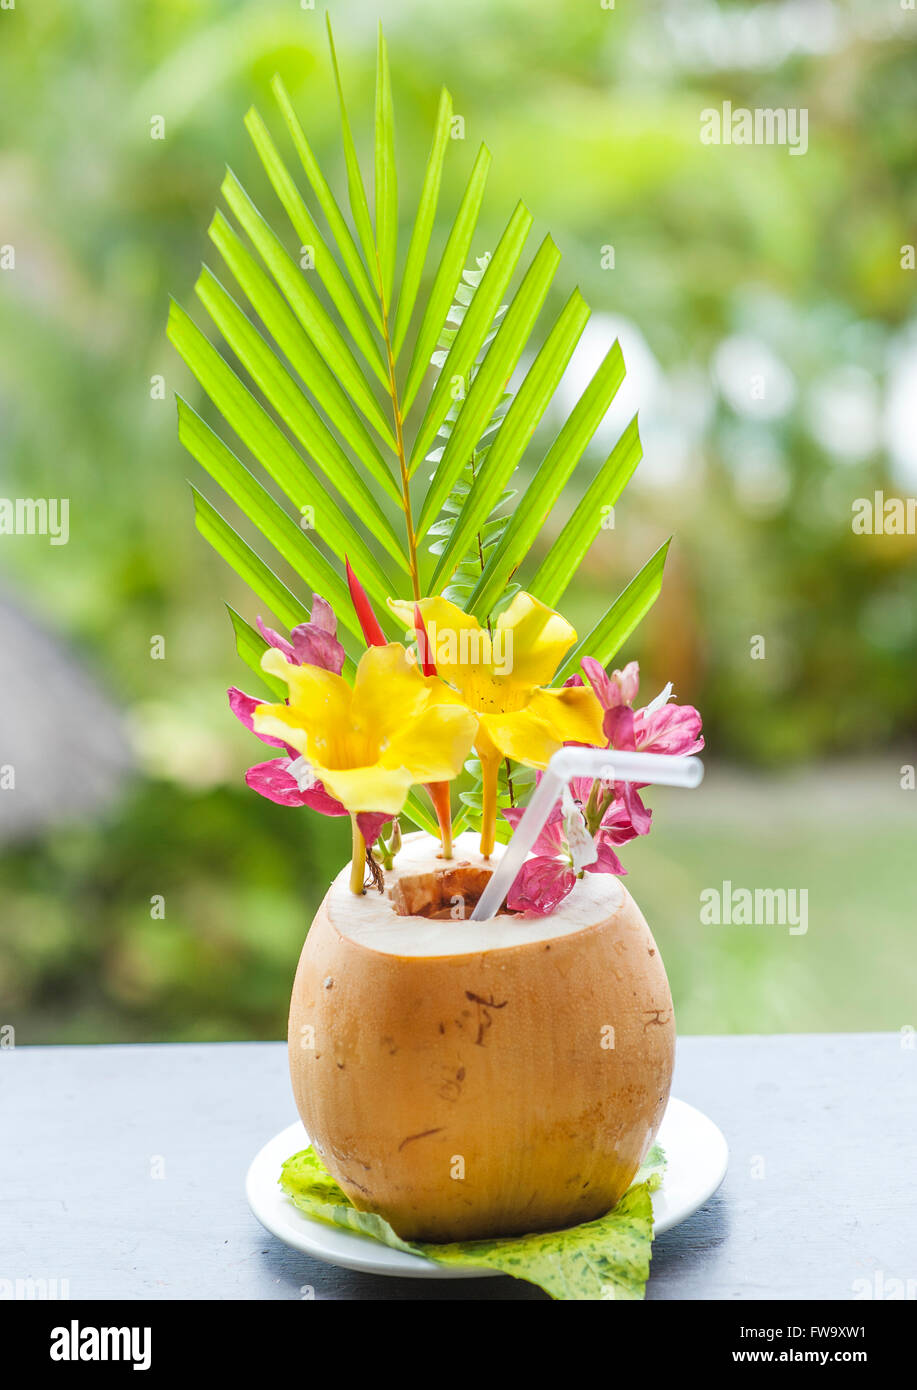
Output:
left=228, top=595, right=388, bottom=847
left=582, top=658, right=703, bottom=831
left=501, top=778, right=632, bottom=916
left=500, top=659, right=704, bottom=914
left=564, top=774, right=647, bottom=846
left=244, top=756, right=337, bottom=812
left=578, top=657, right=640, bottom=709
left=256, top=601, right=345, bottom=675
left=501, top=802, right=577, bottom=915
left=581, top=658, right=704, bottom=759
left=506, top=852, right=578, bottom=915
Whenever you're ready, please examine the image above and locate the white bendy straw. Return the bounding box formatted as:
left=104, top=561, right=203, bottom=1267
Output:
left=469, top=747, right=704, bottom=922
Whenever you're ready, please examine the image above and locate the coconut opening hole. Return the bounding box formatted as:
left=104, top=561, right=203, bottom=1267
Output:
left=388, top=864, right=517, bottom=921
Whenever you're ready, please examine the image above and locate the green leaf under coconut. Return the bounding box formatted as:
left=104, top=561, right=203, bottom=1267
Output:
left=279, top=1144, right=663, bottom=1300
left=636, top=1142, right=667, bottom=1188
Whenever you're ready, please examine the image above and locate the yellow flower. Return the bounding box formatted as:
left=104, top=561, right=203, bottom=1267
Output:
left=252, top=643, right=477, bottom=817
left=388, top=592, right=604, bottom=854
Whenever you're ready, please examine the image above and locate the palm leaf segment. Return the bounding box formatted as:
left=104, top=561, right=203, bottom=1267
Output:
left=423, top=255, right=520, bottom=610
left=168, top=20, right=670, bottom=828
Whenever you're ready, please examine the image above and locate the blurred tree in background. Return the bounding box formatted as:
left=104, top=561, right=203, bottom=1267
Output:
left=0, top=0, right=914, bottom=1042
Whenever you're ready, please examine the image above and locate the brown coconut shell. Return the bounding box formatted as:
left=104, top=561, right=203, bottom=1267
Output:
left=287, top=833, right=674, bottom=1242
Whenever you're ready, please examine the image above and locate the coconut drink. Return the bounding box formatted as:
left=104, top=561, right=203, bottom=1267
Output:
left=288, top=832, right=675, bottom=1241
left=238, top=587, right=701, bottom=1243
left=170, top=23, right=704, bottom=1248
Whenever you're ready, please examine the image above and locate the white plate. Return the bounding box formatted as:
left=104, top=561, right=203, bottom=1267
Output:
left=245, top=1097, right=728, bottom=1280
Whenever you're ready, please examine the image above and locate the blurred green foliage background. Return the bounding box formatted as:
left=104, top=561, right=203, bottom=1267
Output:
left=0, top=0, right=914, bottom=1043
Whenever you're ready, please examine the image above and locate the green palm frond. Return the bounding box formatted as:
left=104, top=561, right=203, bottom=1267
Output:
left=170, top=19, right=671, bottom=829
left=422, top=256, right=520, bottom=608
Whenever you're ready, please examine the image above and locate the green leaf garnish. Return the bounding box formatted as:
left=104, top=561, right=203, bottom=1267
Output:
left=279, top=1145, right=664, bottom=1300
left=171, top=21, right=668, bottom=675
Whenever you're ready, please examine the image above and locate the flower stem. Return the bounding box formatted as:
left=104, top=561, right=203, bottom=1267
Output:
left=349, top=815, right=366, bottom=896
left=503, top=757, right=516, bottom=807
left=584, top=778, right=602, bottom=835
left=428, top=781, right=454, bottom=859
left=479, top=753, right=500, bottom=858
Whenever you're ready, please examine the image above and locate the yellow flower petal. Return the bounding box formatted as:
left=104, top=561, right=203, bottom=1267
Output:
left=255, top=650, right=358, bottom=764
left=477, top=708, right=561, bottom=769
left=317, top=763, right=413, bottom=814
left=495, top=592, right=578, bottom=689
left=251, top=705, right=311, bottom=757
left=351, top=644, right=428, bottom=736
left=261, top=648, right=352, bottom=724
left=472, top=720, right=502, bottom=762
left=387, top=596, right=489, bottom=698
left=422, top=674, right=474, bottom=709
left=525, top=685, right=606, bottom=745
left=382, top=703, right=478, bottom=783
left=477, top=687, right=604, bottom=769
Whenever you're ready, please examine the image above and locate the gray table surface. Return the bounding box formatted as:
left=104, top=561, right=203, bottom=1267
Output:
left=2, top=1035, right=914, bottom=1300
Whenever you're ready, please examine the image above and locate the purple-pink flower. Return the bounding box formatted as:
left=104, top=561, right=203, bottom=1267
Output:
left=501, top=774, right=637, bottom=915
left=503, top=659, right=703, bottom=915
left=579, top=657, right=703, bottom=832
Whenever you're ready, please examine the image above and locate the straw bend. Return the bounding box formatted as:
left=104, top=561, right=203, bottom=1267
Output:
left=469, top=747, right=704, bottom=921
